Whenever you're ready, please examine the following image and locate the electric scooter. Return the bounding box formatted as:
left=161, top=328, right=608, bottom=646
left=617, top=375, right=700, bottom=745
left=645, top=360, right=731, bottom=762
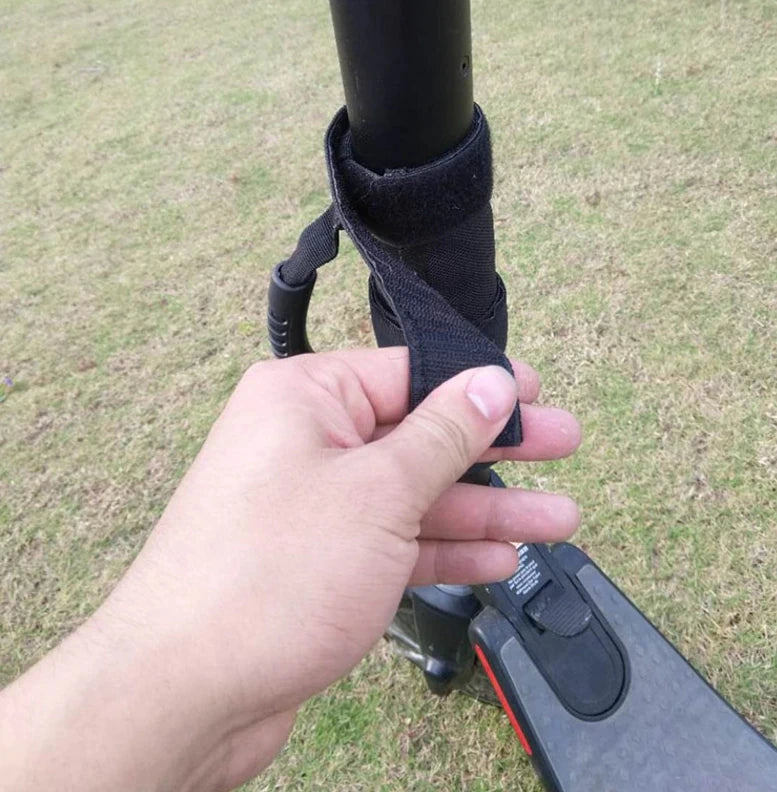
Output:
left=268, top=3, right=777, bottom=789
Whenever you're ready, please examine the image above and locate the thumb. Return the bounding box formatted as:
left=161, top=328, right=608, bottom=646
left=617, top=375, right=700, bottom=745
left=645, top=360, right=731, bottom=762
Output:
left=363, top=365, right=518, bottom=514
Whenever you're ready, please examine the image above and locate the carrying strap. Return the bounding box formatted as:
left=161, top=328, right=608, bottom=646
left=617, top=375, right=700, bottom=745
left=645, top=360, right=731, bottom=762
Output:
left=270, top=106, right=521, bottom=447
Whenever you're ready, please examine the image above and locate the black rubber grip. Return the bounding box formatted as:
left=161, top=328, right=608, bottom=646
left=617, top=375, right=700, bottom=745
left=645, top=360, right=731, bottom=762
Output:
left=267, top=264, right=316, bottom=358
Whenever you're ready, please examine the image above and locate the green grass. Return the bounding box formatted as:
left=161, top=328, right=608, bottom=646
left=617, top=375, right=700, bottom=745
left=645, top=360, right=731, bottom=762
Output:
left=2, top=0, right=777, bottom=788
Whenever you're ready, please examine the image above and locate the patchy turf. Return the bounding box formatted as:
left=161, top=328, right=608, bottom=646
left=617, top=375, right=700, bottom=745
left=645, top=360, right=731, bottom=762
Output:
left=2, top=0, right=776, bottom=789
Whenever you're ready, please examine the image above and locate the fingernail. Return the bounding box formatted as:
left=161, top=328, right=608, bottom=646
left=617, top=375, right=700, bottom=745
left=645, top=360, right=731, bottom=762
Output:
left=466, top=366, right=517, bottom=421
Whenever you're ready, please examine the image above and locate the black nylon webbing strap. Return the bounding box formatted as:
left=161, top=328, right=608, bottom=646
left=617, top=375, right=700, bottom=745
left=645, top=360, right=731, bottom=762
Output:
left=276, top=106, right=521, bottom=447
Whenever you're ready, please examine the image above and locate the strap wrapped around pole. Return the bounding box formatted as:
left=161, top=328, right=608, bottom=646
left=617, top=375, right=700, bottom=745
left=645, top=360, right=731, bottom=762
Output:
left=271, top=106, right=521, bottom=447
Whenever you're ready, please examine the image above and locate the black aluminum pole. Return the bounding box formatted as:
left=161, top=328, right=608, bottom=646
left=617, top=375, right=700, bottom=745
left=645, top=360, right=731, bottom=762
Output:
left=329, top=0, right=492, bottom=485
left=329, top=0, right=474, bottom=172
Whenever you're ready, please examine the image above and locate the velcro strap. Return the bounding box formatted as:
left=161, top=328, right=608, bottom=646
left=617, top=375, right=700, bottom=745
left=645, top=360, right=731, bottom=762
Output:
left=275, top=106, right=521, bottom=447
left=277, top=205, right=340, bottom=286
left=336, top=108, right=493, bottom=246
left=326, top=107, right=520, bottom=446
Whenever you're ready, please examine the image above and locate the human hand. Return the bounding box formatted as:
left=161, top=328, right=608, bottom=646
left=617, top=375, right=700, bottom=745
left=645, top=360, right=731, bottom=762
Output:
left=0, top=348, right=581, bottom=792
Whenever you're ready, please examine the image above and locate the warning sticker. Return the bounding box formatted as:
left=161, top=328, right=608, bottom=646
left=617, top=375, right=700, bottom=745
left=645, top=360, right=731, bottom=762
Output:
left=507, top=544, right=544, bottom=598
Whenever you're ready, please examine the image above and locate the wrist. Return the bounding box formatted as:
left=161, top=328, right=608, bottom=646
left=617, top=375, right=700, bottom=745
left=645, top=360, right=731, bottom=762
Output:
left=0, top=607, right=279, bottom=792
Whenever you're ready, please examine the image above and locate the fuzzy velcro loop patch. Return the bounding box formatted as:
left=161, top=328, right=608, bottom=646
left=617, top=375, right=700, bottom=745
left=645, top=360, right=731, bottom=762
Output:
left=333, top=105, right=493, bottom=247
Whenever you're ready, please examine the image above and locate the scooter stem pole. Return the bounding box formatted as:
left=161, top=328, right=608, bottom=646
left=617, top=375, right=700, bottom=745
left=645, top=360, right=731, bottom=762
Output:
left=328, top=0, right=474, bottom=172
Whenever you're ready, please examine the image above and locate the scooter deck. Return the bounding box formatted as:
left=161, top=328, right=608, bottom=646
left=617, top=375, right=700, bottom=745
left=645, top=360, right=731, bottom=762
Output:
left=471, top=543, right=777, bottom=792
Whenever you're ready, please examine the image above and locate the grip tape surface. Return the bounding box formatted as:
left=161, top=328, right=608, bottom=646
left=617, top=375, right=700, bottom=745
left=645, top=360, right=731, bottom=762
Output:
left=494, top=562, right=777, bottom=791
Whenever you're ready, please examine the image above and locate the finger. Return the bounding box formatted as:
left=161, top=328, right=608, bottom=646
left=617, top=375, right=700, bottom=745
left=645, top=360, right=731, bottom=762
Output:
left=482, top=405, right=582, bottom=462
left=420, top=484, right=579, bottom=543
left=370, top=404, right=581, bottom=462
left=326, top=348, right=541, bottom=425
left=510, top=360, right=540, bottom=404
left=409, top=540, right=519, bottom=586
left=358, top=366, right=518, bottom=515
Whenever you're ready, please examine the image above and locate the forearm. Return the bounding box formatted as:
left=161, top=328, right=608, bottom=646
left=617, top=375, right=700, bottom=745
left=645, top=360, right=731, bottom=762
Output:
left=0, top=608, right=290, bottom=792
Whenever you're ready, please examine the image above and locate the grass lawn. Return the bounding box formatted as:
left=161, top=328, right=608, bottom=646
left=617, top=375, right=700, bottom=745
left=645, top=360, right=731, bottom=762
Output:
left=2, top=0, right=776, bottom=789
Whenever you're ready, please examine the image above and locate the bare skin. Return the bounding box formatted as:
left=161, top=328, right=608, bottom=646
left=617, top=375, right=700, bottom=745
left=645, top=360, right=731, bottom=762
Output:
left=0, top=348, right=581, bottom=792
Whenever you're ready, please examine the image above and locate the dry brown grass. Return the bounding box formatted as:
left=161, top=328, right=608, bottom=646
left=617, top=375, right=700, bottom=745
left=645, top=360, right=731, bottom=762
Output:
left=2, top=0, right=776, bottom=789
